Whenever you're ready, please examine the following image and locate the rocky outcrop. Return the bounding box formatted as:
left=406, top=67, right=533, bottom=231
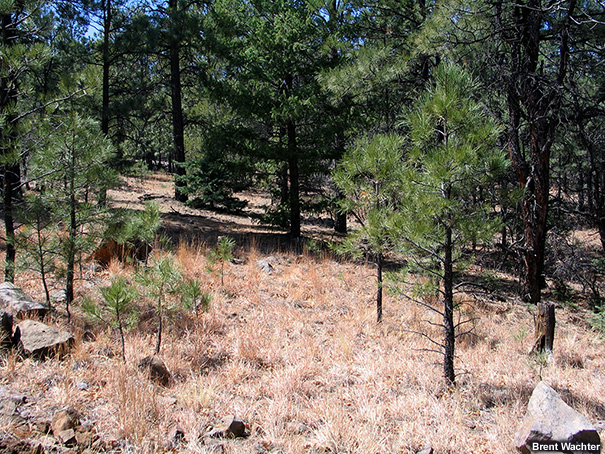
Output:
left=0, top=282, right=48, bottom=319
left=14, top=320, right=74, bottom=358
left=515, top=381, right=601, bottom=454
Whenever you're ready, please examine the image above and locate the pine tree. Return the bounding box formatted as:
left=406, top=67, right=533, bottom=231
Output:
left=397, top=63, right=506, bottom=385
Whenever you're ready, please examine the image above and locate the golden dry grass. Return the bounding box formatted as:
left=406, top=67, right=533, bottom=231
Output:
left=1, top=174, right=604, bottom=453
left=1, top=239, right=604, bottom=454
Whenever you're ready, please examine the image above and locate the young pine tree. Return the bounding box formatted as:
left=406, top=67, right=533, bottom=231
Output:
left=397, top=63, right=506, bottom=386
left=83, top=276, right=139, bottom=363
left=333, top=134, right=406, bottom=323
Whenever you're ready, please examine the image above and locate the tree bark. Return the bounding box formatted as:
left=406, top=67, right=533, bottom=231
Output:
left=285, top=73, right=300, bottom=239
left=443, top=226, right=456, bottom=386
left=1, top=11, right=20, bottom=283
left=376, top=253, right=383, bottom=323
left=502, top=0, right=576, bottom=303
left=531, top=301, right=555, bottom=355
left=101, top=0, right=111, bottom=137
left=168, top=0, right=187, bottom=203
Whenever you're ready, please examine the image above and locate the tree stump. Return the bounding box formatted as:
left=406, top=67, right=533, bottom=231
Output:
left=531, top=301, right=555, bottom=355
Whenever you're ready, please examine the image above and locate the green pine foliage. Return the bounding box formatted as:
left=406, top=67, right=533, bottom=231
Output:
left=207, top=236, right=236, bottom=286
left=334, top=133, right=406, bottom=322
left=83, top=276, right=139, bottom=363
left=396, top=63, right=507, bottom=385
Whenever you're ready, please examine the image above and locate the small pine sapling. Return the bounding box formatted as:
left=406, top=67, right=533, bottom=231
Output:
left=180, top=278, right=212, bottom=314
left=207, top=236, right=236, bottom=286
left=136, top=255, right=183, bottom=354
left=83, top=277, right=139, bottom=363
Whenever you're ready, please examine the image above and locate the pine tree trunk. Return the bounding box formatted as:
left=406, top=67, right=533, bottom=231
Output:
left=443, top=226, right=456, bottom=386
left=169, top=0, right=187, bottom=203
left=503, top=0, right=576, bottom=303
left=376, top=253, right=383, bottom=323
left=1, top=12, right=19, bottom=283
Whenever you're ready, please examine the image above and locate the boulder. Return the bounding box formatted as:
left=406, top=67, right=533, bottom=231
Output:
left=0, top=282, right=48, bottom=319
left=138, top=356, right=172, bottom=387
left=514, top=381, right=601, bottom=454
left=0, top=308, right=13, bottom=347
left=15, top=320, right=74, bottom=357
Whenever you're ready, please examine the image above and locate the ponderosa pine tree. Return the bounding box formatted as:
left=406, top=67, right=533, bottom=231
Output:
left=207, top=0, right=336, bottom=238
left=334, top=134, right=405, bottom=323
left=397, top=64, right=506, bottom=385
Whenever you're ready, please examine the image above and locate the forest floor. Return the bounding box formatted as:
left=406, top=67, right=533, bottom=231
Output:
left=1, top=172, right=604, bottom=454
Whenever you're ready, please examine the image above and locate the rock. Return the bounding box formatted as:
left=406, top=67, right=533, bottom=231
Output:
left=15, top=320, right=73, bottom=357
left=0, top=386, right=26, bottom=417
left=75, top=428, right=97, bottom=447
left=225, top=417, right=247, bottom=438
left=169, top=427, right=186, bottom=448
left=205, top=416, right=249, bottom=440
left=256, top=257, right=279, bottom=274
left=57, top=428, right=76, bottom=446
left=418, top=447, right=434, bottom=454
left=76, top=381, right=90, bottom=391
left=0, top=309, right=13, bottom=347
left=514, top=381, right=601, bottom=454
left=0, top=282, right=48, bottom=319
left=138, top=356, right=172, bottom=387
left=51, top=407, right=80, bottom=436
left=50, top=289, right=66, bottom=304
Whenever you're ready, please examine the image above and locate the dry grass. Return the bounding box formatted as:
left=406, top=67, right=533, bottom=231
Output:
left=1, top=174, right=604, bottom=453
left=2, top=240, right=604, bottom=454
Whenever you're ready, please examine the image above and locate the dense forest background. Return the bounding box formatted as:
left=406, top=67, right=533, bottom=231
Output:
left=1, top=0, right=604, bottom=324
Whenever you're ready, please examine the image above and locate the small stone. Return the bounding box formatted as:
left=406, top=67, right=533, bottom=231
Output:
left=75, top=429, right=97, bottom=447
left=76, top=381, right=90, bottom=391
left=0, top=386, right=26, bottom=416
left=138, top=356, right=172, bottom=387
left=158, top=395, right=178, bottom=406
left=225, top=417, right=247, bottom=438
left=51, top=407, right=80, bottom=436
left=50, top=289, right=66, bottom=303
left=418, top=447, right=434, bottom=454
left=58, top=428, right=76, bottom=446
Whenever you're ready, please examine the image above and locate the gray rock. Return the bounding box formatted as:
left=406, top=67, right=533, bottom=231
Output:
left=76, top=381, right=90, bottom=391
left=0, top=309, right=13, bottom=347
left=0, top=282, right=48, bottom=319
left=138, top=356, right=172, bottom=387
left=514, top=381, right=601, bottom=454
left=0, top=386, right=26, bottom=417
left=256, top=256, right=279, bottom=274
left=15, top=320, right=73, bottom=357
left=417, top=447, right=434, bottom=454
left=50, top=289, right=66, bottom=303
